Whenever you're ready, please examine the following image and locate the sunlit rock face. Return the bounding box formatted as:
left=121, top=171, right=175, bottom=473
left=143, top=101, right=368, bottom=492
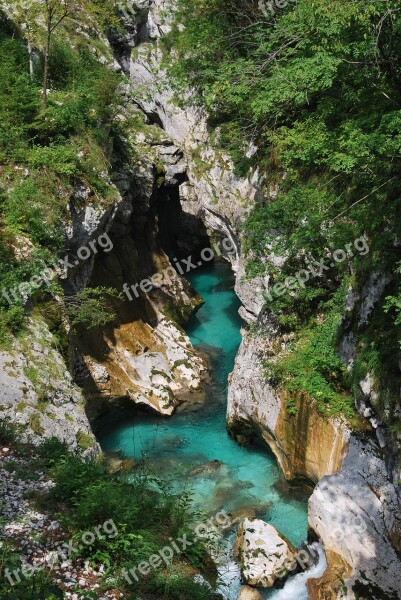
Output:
left=234, top=518, right=297, bottom=588
left=308, top=437, right=401, bottom=599
left=66, top=127, right=208, bottom=417
left=238, top=586, right=263, bottom=600
left=109, top=1, right=260, bottom=269
left=0, top=318, right=98, bottom=454
left=227, top=331, right=350, bottom=483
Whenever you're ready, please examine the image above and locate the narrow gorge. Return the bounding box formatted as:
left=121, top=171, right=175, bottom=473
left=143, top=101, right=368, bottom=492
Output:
left=0, top=1, right=401, bottom=600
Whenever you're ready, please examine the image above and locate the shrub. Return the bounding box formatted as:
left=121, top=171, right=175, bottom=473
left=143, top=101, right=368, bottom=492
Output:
left=0, top=417, right=18, bottom=445
left=65, top=287, right=120, bottom=330
left=37, top=437, right=70, bottom=466
left=0, top=306, right=25, bottom=348
left=268, top=289, right=356, bottom=420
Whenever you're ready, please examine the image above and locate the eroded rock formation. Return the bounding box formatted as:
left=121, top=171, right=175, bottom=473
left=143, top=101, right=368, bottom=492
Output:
left=117, top=3, right=401, bottom=598
left=227, top=331, right=350, bottom=482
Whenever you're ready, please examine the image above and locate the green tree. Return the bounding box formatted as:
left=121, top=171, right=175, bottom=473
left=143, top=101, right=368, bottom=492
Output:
left=65, top=287, right=121, bottom=330
left=167, top=0, right=401, bottom=422
left=2, top=0, right=118, bottom=109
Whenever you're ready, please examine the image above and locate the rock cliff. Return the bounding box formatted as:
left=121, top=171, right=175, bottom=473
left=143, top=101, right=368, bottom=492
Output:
left=308, top=436, right=401, bottom=598
left=68, top=114, right=207, bottom=417
left=0, top=318, right=98, bottom=453
left=227, top=331, right=350, bottom=483
left=116, top=2, right=401, bottom=597
left=226, top=313, right=401, bottom=597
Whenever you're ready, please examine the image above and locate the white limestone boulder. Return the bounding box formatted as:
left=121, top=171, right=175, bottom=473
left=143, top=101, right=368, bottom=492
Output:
left=234, top=518, right=297, bottom=588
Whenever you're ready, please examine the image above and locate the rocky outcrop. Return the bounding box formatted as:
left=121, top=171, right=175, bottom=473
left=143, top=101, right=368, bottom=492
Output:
left=108, top=1, right=259, bottom=268
left=307, top=550, right=352, bottom=600
left=114, top=5, right=401, bottom=599
left=59, top=100, right=209, bottom=417
left=79, top=314, right=205, bottom=416
left=0, top=318, right=97, bottom=453
left=228, top=318, right=401, bottom=597
left=234, top=518, right=297, bottom=588
left=227, top=331, right=350, bottom=483
left=309, top=436, right=401, bottom=599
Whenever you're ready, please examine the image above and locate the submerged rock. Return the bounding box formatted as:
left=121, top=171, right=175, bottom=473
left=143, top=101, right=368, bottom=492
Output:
left=189, top=459, right=225, bottom=476
left=234, top=518, right=297, bottom=588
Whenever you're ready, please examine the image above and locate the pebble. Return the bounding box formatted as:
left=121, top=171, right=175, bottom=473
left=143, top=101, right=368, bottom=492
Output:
left=0, top=449, right=123, bottom=598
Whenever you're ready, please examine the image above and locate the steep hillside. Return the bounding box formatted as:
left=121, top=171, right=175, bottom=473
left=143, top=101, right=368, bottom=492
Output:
left=1, top=1, right=401, bottom=599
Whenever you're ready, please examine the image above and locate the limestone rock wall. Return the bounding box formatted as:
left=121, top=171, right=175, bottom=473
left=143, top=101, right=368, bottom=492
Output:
left=308, top=437, right=401, bottom=598
left=227, top=331, right=350, bottom=483
left=117, top=3, right=401, bottom=597
left=67, top=126, right=207, bottom=416
left=109, top=1, right=259, bottom=272
left=0, top=318, right=98, bottom=454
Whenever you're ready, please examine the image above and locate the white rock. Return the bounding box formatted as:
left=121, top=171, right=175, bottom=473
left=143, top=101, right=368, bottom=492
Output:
left=309, top=437, right=401, bottom=596
left=234, top=519, right=297, bottom=588
left=238, top=586, right=263, bottom=600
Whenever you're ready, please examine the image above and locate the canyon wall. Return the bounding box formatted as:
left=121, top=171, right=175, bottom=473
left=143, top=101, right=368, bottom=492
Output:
left=68, top=116, right=207, bottom=418
left=2, top=2, right=400, bottom=598
left=227, top=331, right=350, bottom=483
left=119, top=2, right=401, bottom=597
left=227, top=315, right=401, bottom=598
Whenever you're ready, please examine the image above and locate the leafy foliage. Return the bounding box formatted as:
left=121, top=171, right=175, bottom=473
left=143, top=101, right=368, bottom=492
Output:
left=0, top=427, right=215, bottom=599
left=0, top=14, right=124, bottom=346
left=268, top=288, right=356, bottom=420
left=65, top=287, right=121, bottom=330
left=168, top=0, right=401, bottom=421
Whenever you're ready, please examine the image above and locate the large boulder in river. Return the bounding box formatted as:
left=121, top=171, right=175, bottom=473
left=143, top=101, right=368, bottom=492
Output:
left=238, top=585, right=263, bottom=600
left=234, top=518, right=297, bottom=588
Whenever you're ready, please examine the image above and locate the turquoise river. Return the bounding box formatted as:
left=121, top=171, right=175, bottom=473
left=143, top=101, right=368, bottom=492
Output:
left=98, top=262, right=318, bottom=598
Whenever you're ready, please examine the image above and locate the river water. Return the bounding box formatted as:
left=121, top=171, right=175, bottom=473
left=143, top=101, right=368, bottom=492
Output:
left=98, top=262, right=323, bottom=599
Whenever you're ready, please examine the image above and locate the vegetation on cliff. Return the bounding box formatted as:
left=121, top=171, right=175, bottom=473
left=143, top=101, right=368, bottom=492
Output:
left=0, top=8, right=222, bottom=597
left=168, top=0, right=401, bottom=425
left=0, top=9, right=124, bottom=346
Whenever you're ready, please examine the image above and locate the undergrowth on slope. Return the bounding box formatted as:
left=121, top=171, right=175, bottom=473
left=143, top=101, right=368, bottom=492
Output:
left=0, top=421, right=217, bottom=600
left=0, top=13, right=126, bottom=346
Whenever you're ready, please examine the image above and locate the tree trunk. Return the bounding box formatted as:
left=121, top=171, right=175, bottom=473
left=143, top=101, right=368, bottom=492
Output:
left=27, top=37, right=34, bottom=78
left=43, top=21, right=51, bottom=111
